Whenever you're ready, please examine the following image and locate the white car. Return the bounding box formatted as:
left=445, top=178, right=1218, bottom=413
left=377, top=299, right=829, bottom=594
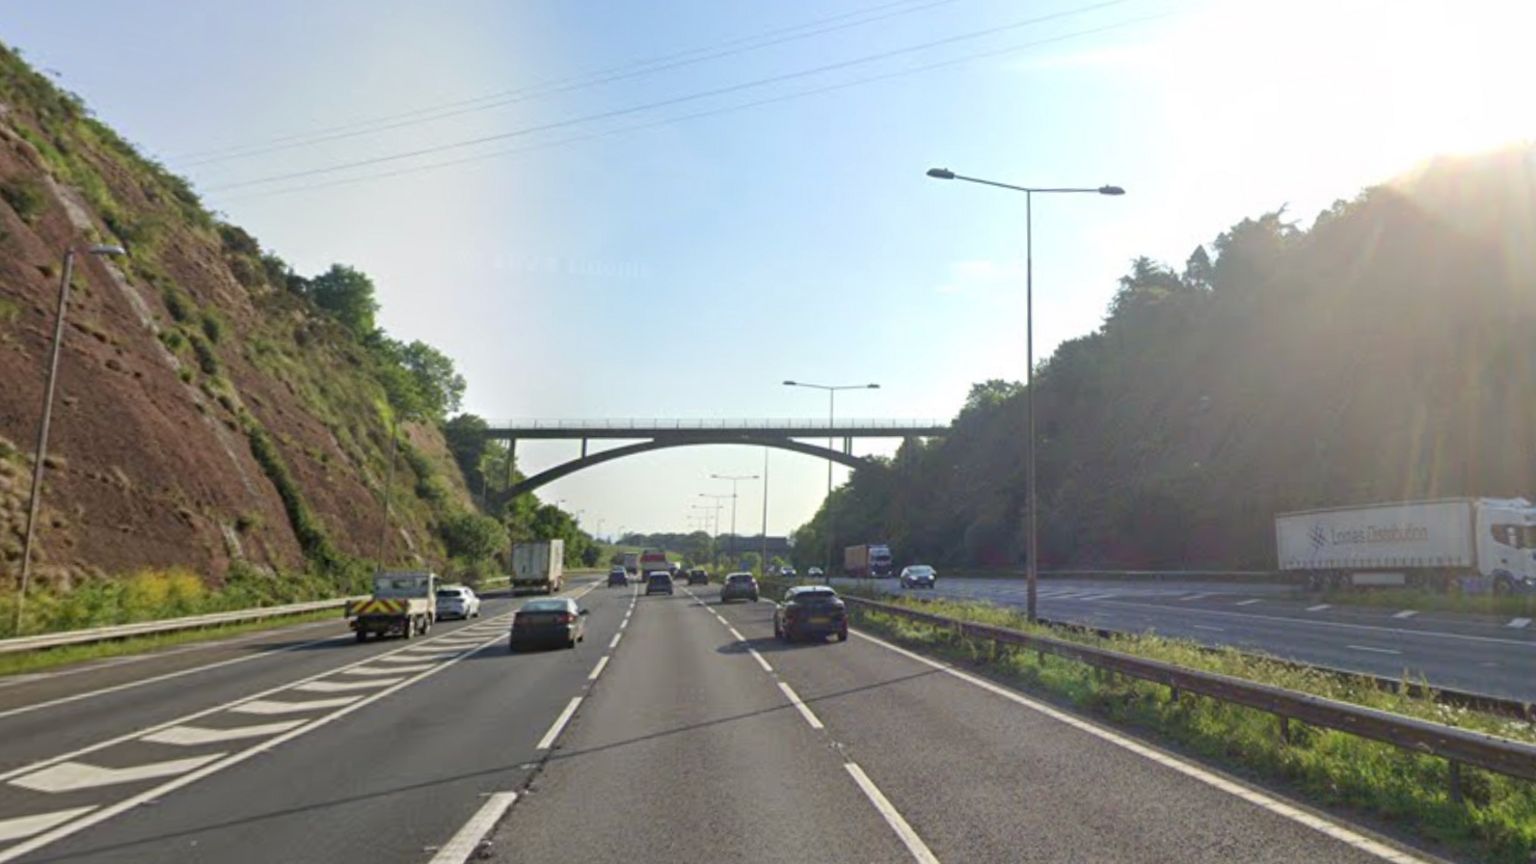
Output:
left=435, top=585, right=481, bottom=620
left=899, top=565, right=937, bottom=589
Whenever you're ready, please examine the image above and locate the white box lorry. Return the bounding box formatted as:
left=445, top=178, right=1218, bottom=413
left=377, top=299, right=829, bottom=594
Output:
left=512, top=540, right=565, bottom=595
left=1275, top=498, right=1536, bottom=594
left=843, top=544, right=894, bottom=579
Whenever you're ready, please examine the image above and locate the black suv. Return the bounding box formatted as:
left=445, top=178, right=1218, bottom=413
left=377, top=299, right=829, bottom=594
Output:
left=773, top=586, right=847, bottom=642
left=688, top=568, right=709, bottom=585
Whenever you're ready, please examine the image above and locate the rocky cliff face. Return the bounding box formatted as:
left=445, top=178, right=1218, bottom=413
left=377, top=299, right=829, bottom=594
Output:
left=0, top=43, right=471, bottom=605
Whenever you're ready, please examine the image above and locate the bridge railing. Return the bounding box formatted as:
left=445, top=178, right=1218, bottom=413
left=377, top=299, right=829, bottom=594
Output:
left=485, top=418, right=948, bottom=431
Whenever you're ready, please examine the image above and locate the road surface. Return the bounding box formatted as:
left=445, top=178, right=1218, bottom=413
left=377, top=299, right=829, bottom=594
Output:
left=0, top=577, right=1439, bottom=863
left=844, top=577, right=1536, bottom=702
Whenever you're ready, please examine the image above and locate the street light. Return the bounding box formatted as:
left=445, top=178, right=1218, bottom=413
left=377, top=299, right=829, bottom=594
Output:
left=698, top=493, right=731, bottom=570
left=710, top=473, right=759, bottom=566
left=14, top=244, right=127, bottom=634
left=782, top=380, right=880, bottom=572
left=927, top=166, right=1123, bottom=622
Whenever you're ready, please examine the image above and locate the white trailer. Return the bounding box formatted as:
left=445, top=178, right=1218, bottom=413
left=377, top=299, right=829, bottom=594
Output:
left=512, top=540, right=565, bottom=595
left=1276, top=498, right=1536, bottom=594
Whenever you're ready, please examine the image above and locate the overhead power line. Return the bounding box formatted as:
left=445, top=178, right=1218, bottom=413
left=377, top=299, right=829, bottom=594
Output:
left=206, top=0, right=1134, bottom=193
left=177, top=0, right=967, bottom=166
left=221, top=12, right=1167, bottom=203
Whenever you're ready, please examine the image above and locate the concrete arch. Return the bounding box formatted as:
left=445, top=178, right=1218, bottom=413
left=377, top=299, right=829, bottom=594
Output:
left=507, top=436, right=868, bottom=499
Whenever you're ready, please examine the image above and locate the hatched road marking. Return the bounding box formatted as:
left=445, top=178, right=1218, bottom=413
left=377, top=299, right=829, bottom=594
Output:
left=1509, top=618, right=1532, bottom=629
left=14, top=755, right=226, bottom=793
left=141, top=721, right=307, bottom=746
left=1235, top=599, right=1262, bottom=606
left=1306, top=604, right=1332, bottom=612
left=1392, top=610, right=1419, bottom=619
left=0, top=808, right=96, bottom=843
left=230, top=696, right=362, bottom=715
left=292, top=678, right=400, bottom=693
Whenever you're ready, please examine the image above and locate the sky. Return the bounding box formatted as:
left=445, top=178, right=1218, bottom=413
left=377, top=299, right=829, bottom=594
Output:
left=3, top=0, right=1532, bottom=540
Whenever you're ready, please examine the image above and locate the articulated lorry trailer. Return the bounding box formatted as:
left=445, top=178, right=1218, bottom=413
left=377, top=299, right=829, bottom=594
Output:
left=843, top=544, right=895, bottom=579
left=1276, top=498, right=1536, bottom=594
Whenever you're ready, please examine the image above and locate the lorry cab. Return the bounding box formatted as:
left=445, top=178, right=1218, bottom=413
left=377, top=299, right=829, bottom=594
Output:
left=1475, top=498, right=1536, bottom=594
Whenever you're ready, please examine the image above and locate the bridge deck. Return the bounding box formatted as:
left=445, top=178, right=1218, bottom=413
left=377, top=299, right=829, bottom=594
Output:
left=485, top=418, right=949, bottom=439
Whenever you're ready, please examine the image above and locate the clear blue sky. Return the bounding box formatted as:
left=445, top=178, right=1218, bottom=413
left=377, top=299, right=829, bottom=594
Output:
left=4, top=0, right=1530, bottom=540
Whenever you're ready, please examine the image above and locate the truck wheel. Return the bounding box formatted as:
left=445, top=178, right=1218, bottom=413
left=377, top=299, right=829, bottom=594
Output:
left=355, top=630, right=367, bottom=643
left=1493, top=576, right=1514, bottom=596
left=403, top=618, right=416, bottom=640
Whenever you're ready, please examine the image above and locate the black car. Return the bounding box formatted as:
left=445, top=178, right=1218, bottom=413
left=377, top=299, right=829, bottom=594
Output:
left=719, top=572, right=759, bottom=603
left=607, top=567, right=629, bottom=587
left=688, top=568, right=709, bottom=586
left=645, top=571, right=674, bottom=595
left=773, top=586, right=847, bottom=642
left=509, top=598, right=588, bottom=650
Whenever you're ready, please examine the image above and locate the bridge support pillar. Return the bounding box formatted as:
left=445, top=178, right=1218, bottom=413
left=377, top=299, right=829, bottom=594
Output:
left=505, top=439, right=517, bottom=493
left=581, top=438, right=588, bottom=459
left=843, top=436, right=852, bottom=455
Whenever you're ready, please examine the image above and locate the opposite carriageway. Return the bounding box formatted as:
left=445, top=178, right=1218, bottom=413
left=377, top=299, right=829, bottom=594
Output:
left=483, top=418, right=950, bottom=498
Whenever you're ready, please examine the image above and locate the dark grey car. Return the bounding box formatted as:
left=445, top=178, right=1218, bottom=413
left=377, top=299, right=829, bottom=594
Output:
left=509, top=598, right=588, bottom=650
left=773, top=586, right=848, bottom=642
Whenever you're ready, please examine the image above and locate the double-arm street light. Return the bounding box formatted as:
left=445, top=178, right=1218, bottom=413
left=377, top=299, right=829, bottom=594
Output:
left=15, top=244, right=127, bottom=634
left=697, top=493, right=731, bottom=569
left=782, top=380, right=879, bottom=571
left=710, top=473, right=759, bottom=565
left=927, top=167, right=1123, bottom=622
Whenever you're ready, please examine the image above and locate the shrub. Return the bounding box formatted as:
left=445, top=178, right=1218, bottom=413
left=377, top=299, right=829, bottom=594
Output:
left=201, top=311, right=224, bottom=344
left=439, top=511, right=506, bottom=561
left=162, top=286, right=193, bottom=322
left=189, top=332, right=220, bottom=376
left=0, top=177, right=44, bottom=224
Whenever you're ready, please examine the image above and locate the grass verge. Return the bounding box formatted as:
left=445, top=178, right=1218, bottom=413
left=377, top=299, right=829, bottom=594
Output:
left=842, top=591, right=1536, bottom=864
left=1320, top=588, right=1536, bottom=618
left=0, top=607, right=342, bottom=678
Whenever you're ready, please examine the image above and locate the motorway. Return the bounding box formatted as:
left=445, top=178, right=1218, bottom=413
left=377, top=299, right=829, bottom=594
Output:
left=843, top=577, right=1536, bottom=703
left=0, top=574, right=1442, bottom=863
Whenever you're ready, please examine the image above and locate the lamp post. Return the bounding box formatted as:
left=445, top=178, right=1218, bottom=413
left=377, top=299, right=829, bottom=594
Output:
left=926, top=166, right=1123, bottom=621
left=782, top=380, right=879, bottom=572
left=697, top=494, right=730, bottom=570
left=760, top=449, right=770, bottom=577
left=14, top=244, right=127, bottom=634
left=710, top=473, right=759, bottom=567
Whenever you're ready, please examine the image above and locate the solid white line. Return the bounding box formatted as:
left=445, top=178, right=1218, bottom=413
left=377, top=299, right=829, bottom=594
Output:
left=0, top=630, right=345, bottom=721
left=843, top=763, right=940, bottom=864
left=1192, top=625, right=1224, bottom=632
left=1509, top=618, right=1532, bottom=629
left=1306, top=604, right=1332, bottom=612
left=588, top=656, right=610, bottom=681
left=13, top=754, right=226, bottom=793
left=0, top=808, right=95, bottom=842
left=537, top=697, right=583, bottom=750
left=140, top=720, right=307, bottom=746
left=427, top=792, right=518, bottom=864
left=850, top=630, right=1424, bottom=863
left=1347, top=645, right=1402, bottom=655
left=1391, top=610, right=1418, bottom=619
left=777, top=682, right=823, bottom=730
left=0, top=619, right=515, bottom=863
left=748, top=650, right=773, bottom=673
left=609, top=633, right=622, bottom=650
left=292, top=678, right=400, bottom=693
left=1235, top=599, right=1262, bottom=607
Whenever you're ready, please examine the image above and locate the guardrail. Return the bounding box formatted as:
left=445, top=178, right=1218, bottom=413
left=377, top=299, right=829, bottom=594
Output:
left=843, top=595, right=1536, bottom=795
left=0, top=596, right=365, bottom=655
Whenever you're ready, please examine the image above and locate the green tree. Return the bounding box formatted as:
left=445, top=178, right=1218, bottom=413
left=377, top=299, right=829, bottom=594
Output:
left=439, top=511, right=507, bottom=561
left=307, top=264, right=378, bottom=338
left=397, top=340, right=465, bottom=418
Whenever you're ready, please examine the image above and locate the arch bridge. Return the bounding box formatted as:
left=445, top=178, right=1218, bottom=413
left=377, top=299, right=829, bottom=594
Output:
left=486, top=419, right=949, bottom=498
